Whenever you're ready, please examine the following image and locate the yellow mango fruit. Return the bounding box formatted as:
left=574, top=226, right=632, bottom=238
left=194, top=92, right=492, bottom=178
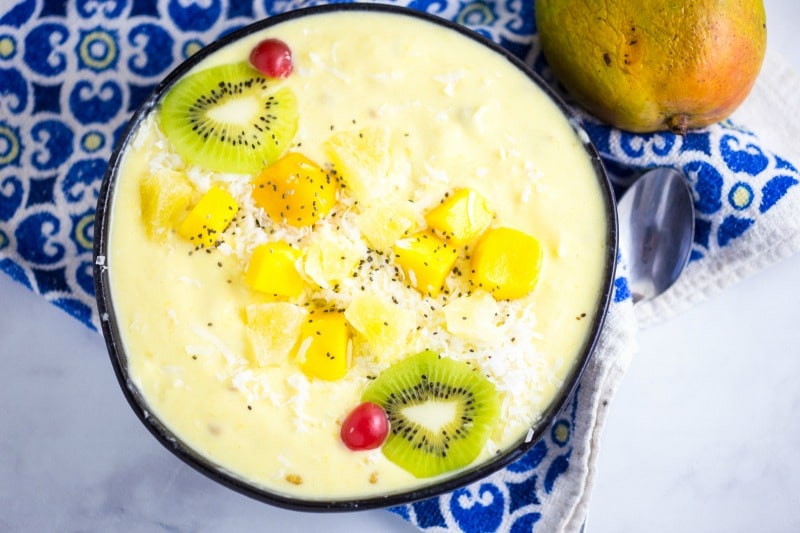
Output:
left=393, top=231, right=458, bottom=297
left=177, top=186, right=238, bottom=248
left=471, top=227, right=543, bottom=300
left=139, top=170, right=194, bottom=241
left=535, top=0, right=766, bottom=133
left=355, top=200, right=420, bottom=251
left=245, top=241, right=304, bottom=298
left=295, top=311, right=351, bottom=381
left=344, top=294, right=415, bottom=360
left=252, top=152, right=336, bottom=227
left=245, top=302, right=307, bottom=367
left=425, top=189, right=493, bottom=246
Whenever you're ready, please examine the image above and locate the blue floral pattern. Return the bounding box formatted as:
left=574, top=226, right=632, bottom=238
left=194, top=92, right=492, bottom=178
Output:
left=582, top=120, right=799, bottom=262
left=0, top=1, right=797, bottom=531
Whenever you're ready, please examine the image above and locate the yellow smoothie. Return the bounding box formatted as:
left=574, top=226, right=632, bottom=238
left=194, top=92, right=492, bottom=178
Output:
left=107, top=10, right=610, bottom=500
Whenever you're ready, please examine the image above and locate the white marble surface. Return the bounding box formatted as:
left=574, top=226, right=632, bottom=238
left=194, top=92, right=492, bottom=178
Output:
left=2, top=2, right=798, bottom=532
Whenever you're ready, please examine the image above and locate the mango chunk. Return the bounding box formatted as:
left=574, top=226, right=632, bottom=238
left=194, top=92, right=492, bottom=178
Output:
left=139, top=170, right=194, bottom=241
left=393, top=231, right=458, bottom=297
left=245, top=303, right=307, bottom=367
left=252, top=152, right=336, bottom=227
left=471, top=227, right=543, bottom=300
left=344, top=294, right=415, bottom=360
left=425, top=188, right=493, bottom=246
left=356, top=200, right=420, bottom=251
left=245, top=241, right=304, bottom=298
left=177, top=186, right=238, bottom=248
left=295, top=311, right=351, bottom=381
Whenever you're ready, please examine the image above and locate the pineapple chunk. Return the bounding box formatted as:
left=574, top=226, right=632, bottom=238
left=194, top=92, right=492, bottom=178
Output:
left=139, top=170, right=194, bottom=241
left=325, top=127, right=389, bottom=204
left=324, top=127, right=410, bottom=205
left=471, top=227, right=543, bottom=300
left=245, top=303, right=307, bottom=366
left=295, top=311, right=351, bottom=381
left=177, top=186, right=238, bottom=248
left=245, top=241, right=304, bottom=298
left=344, top=294, right=415, bottom=360
left=393, top=231, right=458, bottom=297
left=252, top=152, right=336, bottom=227
left=356, top=200, right=420, bottom=251
left=443, top=291, right=501, bottom=343
left=425, top=188, right=493, bottom=246
left=303, top=227, right=363, bottom=288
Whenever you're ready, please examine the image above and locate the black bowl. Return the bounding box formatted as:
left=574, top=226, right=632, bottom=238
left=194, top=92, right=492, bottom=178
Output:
left=93, top=2, right=617, bottom=512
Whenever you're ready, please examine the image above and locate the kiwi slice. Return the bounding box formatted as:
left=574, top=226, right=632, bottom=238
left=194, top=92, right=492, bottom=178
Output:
left=159, top=62, right=298, bottom=174
left=362, top=350, right=500, bottom=478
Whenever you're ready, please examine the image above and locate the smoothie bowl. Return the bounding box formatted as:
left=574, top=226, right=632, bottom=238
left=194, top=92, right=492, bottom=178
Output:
left=93, top=4, right=617, bottom=511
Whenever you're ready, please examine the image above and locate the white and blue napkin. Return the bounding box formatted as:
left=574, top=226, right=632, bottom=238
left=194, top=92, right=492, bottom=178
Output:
left=1, top=1, right=798, bottom=531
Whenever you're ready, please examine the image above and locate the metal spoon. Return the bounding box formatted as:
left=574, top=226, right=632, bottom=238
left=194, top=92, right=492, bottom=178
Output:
left=617, top=167, right=695, bottom=304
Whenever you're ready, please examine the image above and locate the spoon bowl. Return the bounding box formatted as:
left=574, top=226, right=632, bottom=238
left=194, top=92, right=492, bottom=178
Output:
left=617, top=167, right=695, bottom=303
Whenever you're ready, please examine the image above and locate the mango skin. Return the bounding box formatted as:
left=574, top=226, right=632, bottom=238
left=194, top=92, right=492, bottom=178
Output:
left=535, top=0, right=767, bottom=134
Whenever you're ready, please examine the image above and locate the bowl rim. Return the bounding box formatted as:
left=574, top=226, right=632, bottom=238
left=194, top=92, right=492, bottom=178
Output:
left=93, top=2, right=618, bottom=513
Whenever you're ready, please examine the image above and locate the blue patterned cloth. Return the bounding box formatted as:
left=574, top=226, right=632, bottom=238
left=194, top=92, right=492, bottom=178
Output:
left=1, top=1, right=798, bottom=531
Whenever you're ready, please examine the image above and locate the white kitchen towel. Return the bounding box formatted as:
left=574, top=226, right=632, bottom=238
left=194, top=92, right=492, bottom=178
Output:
left=0, top=1, right=798, bottom=532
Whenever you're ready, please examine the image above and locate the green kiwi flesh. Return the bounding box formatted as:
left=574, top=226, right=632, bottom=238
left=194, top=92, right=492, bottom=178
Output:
left=158, top=62, right=298, bottom=174
left=362, top=350, right=500, bottom=478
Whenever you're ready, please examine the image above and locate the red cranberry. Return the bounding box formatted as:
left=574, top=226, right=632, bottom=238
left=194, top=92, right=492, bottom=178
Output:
left=340, top=402, right=389, bottom=451
left=249, top=38, right=293, bottom=78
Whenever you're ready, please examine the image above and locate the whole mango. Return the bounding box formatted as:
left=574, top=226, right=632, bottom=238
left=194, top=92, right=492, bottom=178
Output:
left=535, top=0, right=767, bottom=134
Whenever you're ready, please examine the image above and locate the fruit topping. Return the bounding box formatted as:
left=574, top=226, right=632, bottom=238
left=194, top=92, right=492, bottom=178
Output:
left=362, top=350, right=500, bottom=478
left=340, top=402, right=390, bottom=451
left=139, top=170, right=193, bottom=241
left=442, top=291, right=502, bottom=343
left=295, top=310, right=351, bottom=381
left=324, top=127, right=410, bottom=205
left=302, top=227, right=363, bottom=289
left=471, top=227, right=543, bottom=300
left=177, top=186, right=238, bottom=248
left=344, top=294, right=415, bottom=361
left=355, top=200, right=420, bottom=251
left=245, top=302, right=307, bottom=367
left=393, top=231, right=458, bottom=297
left=249, top=38, right=293, bottom=79
left=245, top=241, right=304, bottom=298
left=159, top=62, right=298, bottom=174
left=252, top=152, right=337, bottom=227
left=425, top=188, right=493, bottom=246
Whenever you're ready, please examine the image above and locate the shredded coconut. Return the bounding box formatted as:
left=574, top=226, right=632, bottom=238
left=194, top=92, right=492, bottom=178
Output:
left=308, top=51, right=351, bottom=83
left=433, top=70, right=464, bottom=97
left=231, top=369, right=284, bottom=405
left=524, top=428, right=535, bottom=443
left=285, top=373, right=313, bottom=433
left=189, top=324, right=246, bottom=371
left=177, top=275, right=202, bottom=288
